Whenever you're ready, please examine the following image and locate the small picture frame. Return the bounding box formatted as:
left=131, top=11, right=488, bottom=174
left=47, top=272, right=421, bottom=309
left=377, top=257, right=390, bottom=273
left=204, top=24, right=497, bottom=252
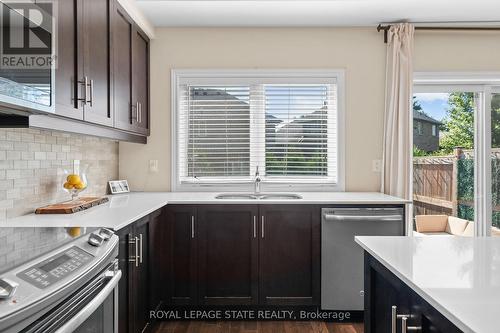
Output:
left=108, top=180, right=130, bottom=194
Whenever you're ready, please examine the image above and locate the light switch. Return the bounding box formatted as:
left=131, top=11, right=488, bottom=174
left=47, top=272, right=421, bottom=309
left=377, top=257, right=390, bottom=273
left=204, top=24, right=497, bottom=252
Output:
left=149, top=159, right=159, bottom=173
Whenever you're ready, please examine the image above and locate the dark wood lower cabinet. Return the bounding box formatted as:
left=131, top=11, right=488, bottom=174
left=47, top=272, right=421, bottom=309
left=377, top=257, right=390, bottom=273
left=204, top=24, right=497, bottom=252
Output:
left=117, top=208, right=163, bottom=333
left=132, top=217, right=151, bottom=332
left=197, top=205, right=259, bottom=305
left=116, top=225, right=133, bottom=333
left=259, top=205, right=320, bottom=306
left=164, top=206, right=197, bottom=305
left=163, top=204, right=320, bottom=308
left=364, top=253, right=462, bottom=333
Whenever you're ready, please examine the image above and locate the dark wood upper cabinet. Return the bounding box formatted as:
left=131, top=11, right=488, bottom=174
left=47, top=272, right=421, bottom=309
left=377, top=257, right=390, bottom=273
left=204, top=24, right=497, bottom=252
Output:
left=197, top=205, right=259, bottom=305
left=54, top=0, right=113, bottom=125
left=46, top=0, right=150, bottom=141
left=54, top=0, right=83, bottom=120
left=81, top=0, right=113, bottom=126
left=164, top=205, right=198, bottom=305
left=258, top=205, right=320, bottom=306
left=112, top=0, right=150, bottom=134
left=112, top=3, right=134, bottom=131
left=131, top=27, right=149, bottom=135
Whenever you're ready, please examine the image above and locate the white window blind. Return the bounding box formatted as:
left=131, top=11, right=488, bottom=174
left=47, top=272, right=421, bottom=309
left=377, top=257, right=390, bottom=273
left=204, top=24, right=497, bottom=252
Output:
left=174, top=70, right=343, bottom=190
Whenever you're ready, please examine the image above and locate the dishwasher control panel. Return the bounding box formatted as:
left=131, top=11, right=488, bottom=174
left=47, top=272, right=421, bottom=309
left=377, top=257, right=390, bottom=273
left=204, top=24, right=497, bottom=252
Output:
left=16, top=246, right=94, bottom=289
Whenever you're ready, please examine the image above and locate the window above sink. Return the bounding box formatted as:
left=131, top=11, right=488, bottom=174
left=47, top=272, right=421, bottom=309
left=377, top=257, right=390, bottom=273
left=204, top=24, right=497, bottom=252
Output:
left=171, top=69, right=345, bottom=192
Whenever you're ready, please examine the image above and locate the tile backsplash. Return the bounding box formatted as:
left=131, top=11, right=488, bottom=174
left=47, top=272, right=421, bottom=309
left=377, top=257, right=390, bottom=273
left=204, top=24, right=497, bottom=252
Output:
left=0, top=128, right=118, bottom=220
left=0, top=227, right=92, bottom=274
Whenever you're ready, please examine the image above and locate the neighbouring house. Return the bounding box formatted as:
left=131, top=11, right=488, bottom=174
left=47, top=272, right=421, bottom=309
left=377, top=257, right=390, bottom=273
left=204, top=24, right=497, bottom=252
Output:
left=413, top=110, right=441, bottom=152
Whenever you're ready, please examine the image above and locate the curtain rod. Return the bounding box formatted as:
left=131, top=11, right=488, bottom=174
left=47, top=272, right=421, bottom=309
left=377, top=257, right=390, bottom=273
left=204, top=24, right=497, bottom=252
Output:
left=377, top=23, right=500, bottom=43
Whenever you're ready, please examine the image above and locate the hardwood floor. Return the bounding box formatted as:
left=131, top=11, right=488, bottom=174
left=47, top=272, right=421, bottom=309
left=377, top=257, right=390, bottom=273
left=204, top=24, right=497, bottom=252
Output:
left=153, top=321, right=364, bottom=333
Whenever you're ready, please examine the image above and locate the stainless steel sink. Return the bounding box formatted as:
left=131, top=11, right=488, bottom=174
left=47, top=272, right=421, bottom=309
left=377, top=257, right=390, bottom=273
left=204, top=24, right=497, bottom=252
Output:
left=259, top=193, right=302, bottom=200
left=215, top=193, right=259, bottom=200
left=215, top=193, right=302, bottom=200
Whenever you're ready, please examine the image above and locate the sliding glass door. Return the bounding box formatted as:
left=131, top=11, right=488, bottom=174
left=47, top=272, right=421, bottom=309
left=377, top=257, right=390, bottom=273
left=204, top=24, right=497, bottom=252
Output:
left=412, top=91, right=476, bottom=236
left=414, top=73, right=500, bottom=237
left=491, top=88, right=500, bottom=235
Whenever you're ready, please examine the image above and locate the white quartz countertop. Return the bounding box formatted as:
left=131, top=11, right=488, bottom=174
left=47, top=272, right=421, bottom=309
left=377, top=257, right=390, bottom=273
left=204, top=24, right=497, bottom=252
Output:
left=355, top=236, right=500, bottom=333
left=0, top=191, right=407, bottom=229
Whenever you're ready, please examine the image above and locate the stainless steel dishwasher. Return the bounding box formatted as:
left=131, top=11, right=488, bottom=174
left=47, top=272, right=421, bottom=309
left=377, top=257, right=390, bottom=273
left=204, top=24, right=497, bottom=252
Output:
left=321, top=207, right=404, bottom=311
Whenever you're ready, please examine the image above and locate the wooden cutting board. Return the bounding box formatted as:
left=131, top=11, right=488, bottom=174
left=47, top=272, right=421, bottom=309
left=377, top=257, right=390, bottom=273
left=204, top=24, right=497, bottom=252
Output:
left=35, top=197, right=109, bottom=214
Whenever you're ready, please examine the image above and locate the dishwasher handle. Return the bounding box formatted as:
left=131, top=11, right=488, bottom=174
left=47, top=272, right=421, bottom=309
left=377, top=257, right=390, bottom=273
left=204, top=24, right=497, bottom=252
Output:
left=323, top=214, right=403, bottom=222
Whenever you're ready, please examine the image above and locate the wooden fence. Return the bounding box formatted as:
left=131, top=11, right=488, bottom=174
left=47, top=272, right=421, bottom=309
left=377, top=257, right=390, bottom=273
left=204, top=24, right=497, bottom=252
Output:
left=413, top=148, right=500, bottom=218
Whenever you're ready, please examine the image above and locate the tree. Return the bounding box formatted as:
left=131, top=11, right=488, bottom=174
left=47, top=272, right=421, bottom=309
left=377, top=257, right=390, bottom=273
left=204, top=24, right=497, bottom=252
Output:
left=492, top=94, right=500, bottom=148
left=440, top=92, right=474, bottom=153
left=413, top=96, right=423, bottom=112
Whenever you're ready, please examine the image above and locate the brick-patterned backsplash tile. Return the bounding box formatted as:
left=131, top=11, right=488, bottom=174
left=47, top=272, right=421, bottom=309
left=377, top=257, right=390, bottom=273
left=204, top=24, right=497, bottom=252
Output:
left=0, top=128, right=118, bottom=220
left=0, top=227, right=96, bottom=274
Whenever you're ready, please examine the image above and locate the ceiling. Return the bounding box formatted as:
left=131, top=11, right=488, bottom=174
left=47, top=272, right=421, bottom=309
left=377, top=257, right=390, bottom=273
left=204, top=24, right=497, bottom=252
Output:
left=136, top=0, right=500, bottom=27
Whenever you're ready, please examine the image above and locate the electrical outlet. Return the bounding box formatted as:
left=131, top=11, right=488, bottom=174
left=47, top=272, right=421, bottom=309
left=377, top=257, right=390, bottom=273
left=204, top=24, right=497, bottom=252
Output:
left=372, top=159, right=382, bottom=173
left=149, top=159, right=159, bottom=173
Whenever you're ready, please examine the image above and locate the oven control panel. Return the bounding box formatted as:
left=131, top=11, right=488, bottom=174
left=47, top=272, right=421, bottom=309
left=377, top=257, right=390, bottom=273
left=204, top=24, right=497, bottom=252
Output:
left=16, top=246, right=94, bottom=289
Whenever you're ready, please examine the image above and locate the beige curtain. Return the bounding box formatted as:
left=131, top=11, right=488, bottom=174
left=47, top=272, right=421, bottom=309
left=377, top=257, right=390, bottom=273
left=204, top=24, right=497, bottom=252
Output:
left=381, top=23, right=415, bottom=200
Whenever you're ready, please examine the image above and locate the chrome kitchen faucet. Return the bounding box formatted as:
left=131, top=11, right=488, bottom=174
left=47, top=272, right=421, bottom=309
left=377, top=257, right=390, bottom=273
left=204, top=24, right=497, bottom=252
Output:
left=254, top=166, right=261, bottom=194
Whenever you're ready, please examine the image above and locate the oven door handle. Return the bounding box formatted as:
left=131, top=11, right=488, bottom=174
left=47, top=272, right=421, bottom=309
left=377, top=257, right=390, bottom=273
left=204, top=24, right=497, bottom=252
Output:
left=54, top=270, right=121, bottom=333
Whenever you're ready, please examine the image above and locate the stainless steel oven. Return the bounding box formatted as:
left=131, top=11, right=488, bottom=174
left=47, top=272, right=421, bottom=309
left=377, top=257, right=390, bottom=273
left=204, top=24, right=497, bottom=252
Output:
left=0, top=229, right=120, bottom=333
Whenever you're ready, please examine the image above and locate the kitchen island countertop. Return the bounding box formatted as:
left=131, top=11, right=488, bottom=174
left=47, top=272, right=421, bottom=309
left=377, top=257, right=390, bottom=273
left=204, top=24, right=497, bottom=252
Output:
left=356, top=235, right=500, bottom=333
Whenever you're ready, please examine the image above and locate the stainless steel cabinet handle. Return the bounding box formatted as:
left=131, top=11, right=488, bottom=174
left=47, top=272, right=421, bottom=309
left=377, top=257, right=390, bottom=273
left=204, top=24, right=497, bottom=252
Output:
left=261, top=216, right=265, bottom=239
left=139, top=233, right=143, bottom=264
left=89, top=79, right=94, bottom=106
left=392, top=306, right=411, bottom=333
left=77, top=77, right=88, bottom=105
left=135, top=102, right=140, bottom=122
left=402, top=317, right=408, bottom=333
left=253, top=216, right=257, bottom=238
left=138, top=102, right=142, bottom=123
left=391, top=306, right=397, bottom=333
left=128, top=234, right=139, bottom=267
left=401, top=316, right=421, bottom=332
left=191, top=216, right=195, bottom=239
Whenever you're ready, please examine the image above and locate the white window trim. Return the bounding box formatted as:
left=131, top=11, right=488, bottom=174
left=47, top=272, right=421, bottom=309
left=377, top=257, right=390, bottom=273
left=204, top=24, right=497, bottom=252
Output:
left=171, top=69, right=345, bottom=192
left=413, top=71, right=500, bottom=237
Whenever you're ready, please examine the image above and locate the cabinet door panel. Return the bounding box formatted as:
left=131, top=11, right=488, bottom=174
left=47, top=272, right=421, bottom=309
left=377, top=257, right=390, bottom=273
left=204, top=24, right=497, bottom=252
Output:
left=116, top=226, right=133, bottom=333
left=410, top=291, right=462, bottom=333
left=112, top=3, right=133, bottom=131
left=131, top=27, right=149, bottom=134
left=364, top=254, right=412, bottom=333
left=198, top=205, right=258, bottom=305
left=82, top=0, right=112, bottom=126
left=259, top=205, right=320, bottom=305
left=149, top=209, right=165, bottom=312
left=55, top=0, right=83, bottom=119
left=165, top=206, right=197, bottom=305
left=132, top=219, right=150, bottom=332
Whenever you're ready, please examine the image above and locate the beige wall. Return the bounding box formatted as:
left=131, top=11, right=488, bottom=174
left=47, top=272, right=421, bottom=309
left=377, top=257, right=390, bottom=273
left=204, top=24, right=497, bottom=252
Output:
left=119, top=27, right=500, bottom=192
